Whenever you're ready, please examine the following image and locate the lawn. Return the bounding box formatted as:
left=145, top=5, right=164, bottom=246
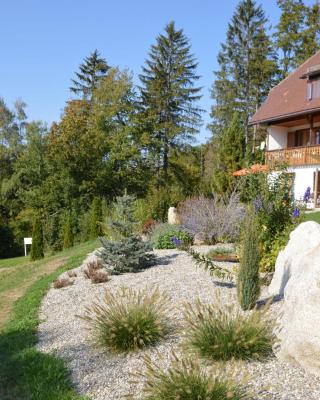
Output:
left=303, top=211, right=320, bottom=224
left=0, top=240, right=98, bottom=400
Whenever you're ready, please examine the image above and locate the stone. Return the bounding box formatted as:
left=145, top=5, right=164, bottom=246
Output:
left=268, top=221, right=320, bottom=297
left=168, top=207, right=180, bottom=225
left=194, top=232, right=206, bottom=245
left=275, top=246, right=320, bottom=376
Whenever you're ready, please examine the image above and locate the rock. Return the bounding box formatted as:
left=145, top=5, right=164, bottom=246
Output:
left=276, top=246, right=320, bottom=376
left=194, top=232, right=206, bottom=245
left=168, top=207, right=180, bottom=225
left=80, top=249, right=104, bottom=271
left=268, top=221, right=320, bottom=297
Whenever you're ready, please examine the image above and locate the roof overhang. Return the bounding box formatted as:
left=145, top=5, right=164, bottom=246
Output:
left=249, top=107, right=320, bottom=126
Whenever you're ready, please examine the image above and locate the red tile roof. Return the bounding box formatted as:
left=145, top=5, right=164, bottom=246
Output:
left=250, top=51, right=320, bottom=125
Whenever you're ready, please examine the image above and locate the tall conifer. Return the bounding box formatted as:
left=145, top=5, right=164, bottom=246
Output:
left=139, top=21, right=202, bottom=185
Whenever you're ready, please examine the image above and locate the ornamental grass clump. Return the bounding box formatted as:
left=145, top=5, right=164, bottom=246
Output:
left=184, top=300, right=273, bottom=361
left=136, top=354, right=249, bottom=400
left=81, top=287, right=171, bottom=353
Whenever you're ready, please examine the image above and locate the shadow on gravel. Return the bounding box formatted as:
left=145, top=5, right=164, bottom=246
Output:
left=154, top=253, right=180, bottom=266
left=213, top=281, right=236, bottom=289
left=256, top=294, right=283, bottom=309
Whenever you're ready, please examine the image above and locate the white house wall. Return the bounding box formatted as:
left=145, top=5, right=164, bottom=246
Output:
left=267, top=126, right=288, bottom=150
left=289, top=165, right=317, bottom=200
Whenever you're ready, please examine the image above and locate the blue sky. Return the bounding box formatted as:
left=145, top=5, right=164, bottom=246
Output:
left=0, top=0, right=315, bottom=143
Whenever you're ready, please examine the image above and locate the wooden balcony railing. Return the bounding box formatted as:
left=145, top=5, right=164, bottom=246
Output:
left=266, top=145, right=320, bottom=167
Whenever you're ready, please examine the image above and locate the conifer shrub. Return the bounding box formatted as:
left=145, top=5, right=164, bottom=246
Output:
left=98, top=194, right=155, bottom=274
left=63, top=214, right=74, bottom=249
left=90, top=197, right=103, bottom=239
left=81, top=288, right=171, bottom=353
left=30, top=218, right=44, bottom=260
left=184, top=300, right=273, bottom=361
left=237, top=211, right=260, bottom=310
left=137, top=354, right=249, bottom=400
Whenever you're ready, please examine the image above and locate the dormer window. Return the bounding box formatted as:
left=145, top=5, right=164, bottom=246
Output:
left=307, top=78, right=320, bottom=100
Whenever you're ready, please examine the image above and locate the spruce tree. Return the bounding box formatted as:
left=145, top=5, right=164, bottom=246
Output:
left=30, top=218, right=44, bottom=260
left=210, top=0, right=277, bottom=144
left=275, top=0, right=308, bottom=79
left=211, top=113, right=245, bottom=193
left=63, top=213, right=74, bottom=249
left=89, top=197, right=103, bottom=239
left=98, top=194, right=154, bottom=274
left=70, top=50, right=110, bottom=99
left=139, top=21, right=202, bottom=185
left=237, top=211, right=260, bottom=310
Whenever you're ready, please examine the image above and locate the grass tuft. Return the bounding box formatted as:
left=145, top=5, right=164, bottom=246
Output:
left=81, top=287, right=171, bottom=352
left=135, top=354, right=249, bottom=400
left=183, top=300, right=273, bottom=361
left=53, top=277, right=74, bottom=289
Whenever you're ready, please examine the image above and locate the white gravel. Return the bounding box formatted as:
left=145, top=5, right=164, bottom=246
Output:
left=37, top=247, right=320, bottom=400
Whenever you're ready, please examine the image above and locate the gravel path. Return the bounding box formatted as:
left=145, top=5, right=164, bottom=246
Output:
left=37, top=248, right=320, bottom=400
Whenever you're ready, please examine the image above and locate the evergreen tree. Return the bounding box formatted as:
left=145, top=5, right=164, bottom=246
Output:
left=237, top=211, right=260, bottom=310
left=70, top=50, right=110, bottom=99
left=63, top=213, right=74, bottom=249
left=210, top=113, right=245, bottom=194
left=139, top=21, right=202, bottom=185
left=98, top=194, right=154, bottom=274
left=89, top=197, right=103, bottom=239
left=30, top=218, right=44, bottom=260
left=210, top=0, right=277, bottom=145
left=275, top=0, right=308, bottom=78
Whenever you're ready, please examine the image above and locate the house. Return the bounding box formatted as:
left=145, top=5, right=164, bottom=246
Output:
left=251, top=51, right=320, bottom=207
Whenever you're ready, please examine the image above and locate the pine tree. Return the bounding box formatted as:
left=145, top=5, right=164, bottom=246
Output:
left=70, top=50, right=110, bottom=99
left=210, top=0, right=277, bottom=145
left=237, top=211, right=260, bottom=310
left=89, top=197, right=103, bottom=239
left=30, top=218, right=44, bottom=260
left=139, top=21, right=202, bottom=185
left=98, top=194, right=155, bottom=274
left=63, top=213, right=74, bottom=249
left=210, top=113, right=245, bottom=194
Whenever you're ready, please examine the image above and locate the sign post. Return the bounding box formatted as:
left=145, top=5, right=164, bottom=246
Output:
left=24, top=237, right=32, bottom=256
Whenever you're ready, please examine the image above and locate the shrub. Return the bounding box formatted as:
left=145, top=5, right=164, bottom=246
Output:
left=141, top=218, right=156, bottom=235
left=81, top=288, right=171, bottom=352
left=179, top=192, right=245, bottom=244
left=207, top=247, right=234, bottom=257
left=83, top=259, right=109, bottom=283
left=53, top=278, right=74, bottom=289
left=237, top=212, right=260, bottom=310
left=138, top=355, right=249, bottom=400
left=99, top=194, right=155, bottom=274
left=150, top=223, right=192, bottom=249
left=184, top=300, right=273, bottom=361
left=30, top=218, right=44, bottom=260
left=63, top=213, right=74, bottom=249
left=90, top=197, right=103, bottom=239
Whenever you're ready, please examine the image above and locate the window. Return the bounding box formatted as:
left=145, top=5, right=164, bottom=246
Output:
left=307, top=78, right=320, bottom=100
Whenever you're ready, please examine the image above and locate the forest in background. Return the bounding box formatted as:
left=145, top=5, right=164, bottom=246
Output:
left=1, top=0, right=319, bottom=258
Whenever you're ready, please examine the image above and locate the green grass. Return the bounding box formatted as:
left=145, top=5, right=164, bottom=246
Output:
left=0, top=241, right=97, bottom=400
left=303, top=211, right=320, bottom=224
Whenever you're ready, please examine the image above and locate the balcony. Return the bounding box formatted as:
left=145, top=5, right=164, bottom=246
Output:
left=266, top=145, right=320, bottom=167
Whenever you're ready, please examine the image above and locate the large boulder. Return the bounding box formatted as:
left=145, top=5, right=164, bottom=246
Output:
left=275, top=246, right=320, bottom=375
left=168, top=207, right=180, bottom=225
left=268, top=221, right=320, bottom=296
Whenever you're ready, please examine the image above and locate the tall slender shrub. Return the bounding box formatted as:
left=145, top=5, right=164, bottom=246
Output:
left=63, top=214, right=74, bottom=249
left=237, top=210, right=260, bottom=310
left=90, top=197, right=103, bottom=239
left=30, top=218, right=44, bottom=260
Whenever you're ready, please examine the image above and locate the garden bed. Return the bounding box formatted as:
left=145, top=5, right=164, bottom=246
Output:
left=37, top=247, right=320, bottom=400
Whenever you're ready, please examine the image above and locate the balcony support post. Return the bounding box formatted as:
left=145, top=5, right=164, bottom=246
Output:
left=314, top=168, right=319, bottom=208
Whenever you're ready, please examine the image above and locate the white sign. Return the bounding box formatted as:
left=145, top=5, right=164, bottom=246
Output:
left=24, top=237, right=32, bottom=256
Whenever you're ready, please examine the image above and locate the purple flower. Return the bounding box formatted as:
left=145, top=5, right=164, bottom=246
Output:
left=252, top=196, right=263, bottom=212
left=303, top=187, right=311, bottom=203
left=171, top=236, right=182, bottom=247
left=293, top=207, right=300, bottom=218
